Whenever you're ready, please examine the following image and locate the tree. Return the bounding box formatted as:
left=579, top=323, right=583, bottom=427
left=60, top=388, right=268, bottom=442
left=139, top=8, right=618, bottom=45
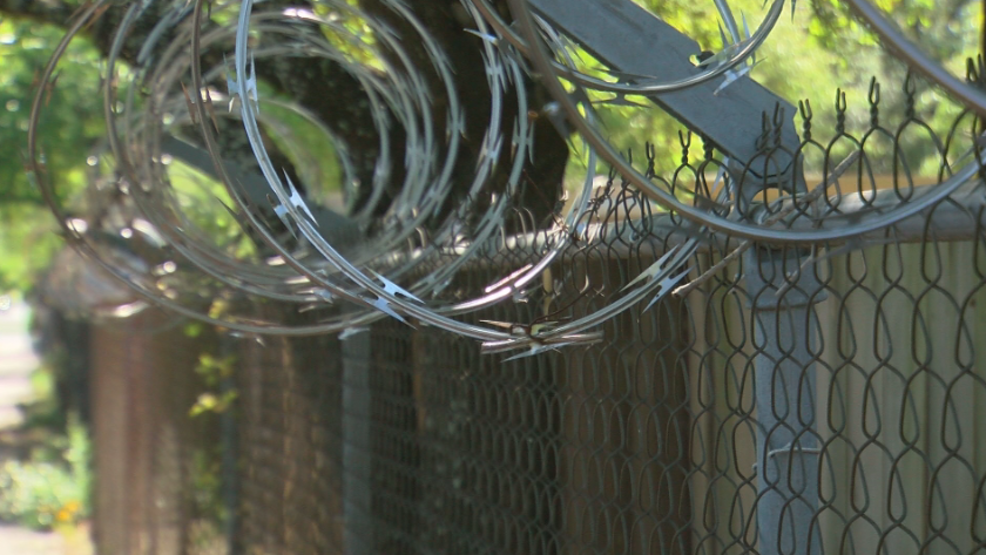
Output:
left=0, top=14, right=106, bottom=292
left=0, top=0, right=568, bottom=239
left=0, top=0, right=980, bottom=295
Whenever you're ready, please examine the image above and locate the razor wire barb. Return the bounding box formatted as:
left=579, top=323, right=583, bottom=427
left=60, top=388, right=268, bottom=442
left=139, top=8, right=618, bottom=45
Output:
left=22, top=0, right=986, bottom=350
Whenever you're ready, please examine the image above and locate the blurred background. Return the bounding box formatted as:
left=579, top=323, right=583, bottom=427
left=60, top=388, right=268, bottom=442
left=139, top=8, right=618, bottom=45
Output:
left=0, top=0, right=982, bottom=553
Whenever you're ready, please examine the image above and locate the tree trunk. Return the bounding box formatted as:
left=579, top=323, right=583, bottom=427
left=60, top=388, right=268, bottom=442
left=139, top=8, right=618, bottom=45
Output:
left=0, top=0, right=568, bottom=230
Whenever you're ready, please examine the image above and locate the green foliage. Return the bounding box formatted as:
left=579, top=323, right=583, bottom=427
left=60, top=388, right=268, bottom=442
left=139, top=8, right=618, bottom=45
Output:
left=0, top=18, right=105, bottom=293
left=165, top=157, right=262, bottom=260
left=809, top=0, right=979, bottom=62
left=184, top=446, right=229, bottom=551
left=259, top=100, right=346, bottom=207
left=189, top=448, right=225, bottom=522
left=561, top=0, right=981, bottom=186
left=0, top=1, right=982, bottom=296
left=0, top=416, right=92, bottom=530
left=190, top=353, right=238, bottom=417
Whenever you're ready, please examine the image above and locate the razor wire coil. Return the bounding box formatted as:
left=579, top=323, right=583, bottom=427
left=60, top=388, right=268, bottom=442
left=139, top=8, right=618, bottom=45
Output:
left=24, top=0, right=986, bottom=350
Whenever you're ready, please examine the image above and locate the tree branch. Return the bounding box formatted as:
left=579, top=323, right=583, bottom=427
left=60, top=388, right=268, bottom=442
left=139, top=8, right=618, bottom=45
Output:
left=0, top=0, right=75, bottom=27
left=0, top=0, right=568, bottom=231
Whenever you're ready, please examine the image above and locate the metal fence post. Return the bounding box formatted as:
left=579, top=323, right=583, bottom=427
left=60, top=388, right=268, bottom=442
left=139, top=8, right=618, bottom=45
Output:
left=220, top=346, right=240, bottom=554
left=744, top=247, right=823, bottom=555
left=342, top=331, right=373, bottom=555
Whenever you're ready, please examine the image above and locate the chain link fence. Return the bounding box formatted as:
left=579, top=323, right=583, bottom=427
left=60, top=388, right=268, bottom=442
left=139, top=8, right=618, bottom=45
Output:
left=80, top=83, right=986, bottom=554
left=14, top=0, right=986, bottom=552
left=219, top=227, right=986, bottom=555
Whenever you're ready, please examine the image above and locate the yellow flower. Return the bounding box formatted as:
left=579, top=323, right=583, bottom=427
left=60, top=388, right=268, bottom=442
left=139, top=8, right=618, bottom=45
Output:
left=55, top=500, right=81, bottom=523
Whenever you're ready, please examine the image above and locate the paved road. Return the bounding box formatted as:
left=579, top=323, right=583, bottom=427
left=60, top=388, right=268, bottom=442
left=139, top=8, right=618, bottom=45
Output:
left=0, top=524, right=65, bottom=555
left=0, top=299, right=37, bottom=430
left=0, top=299, right=84, bottom=554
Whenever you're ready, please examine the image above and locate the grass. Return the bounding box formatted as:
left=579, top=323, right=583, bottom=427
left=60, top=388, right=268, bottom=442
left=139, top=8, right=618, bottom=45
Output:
left=0, top=415, right=91, bottom=531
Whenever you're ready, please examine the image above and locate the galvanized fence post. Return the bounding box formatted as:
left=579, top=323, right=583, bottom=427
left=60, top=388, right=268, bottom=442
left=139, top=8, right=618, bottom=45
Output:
left=342, top=332, right=373, bottom=555
left=744, top=247, right=823, bottom=555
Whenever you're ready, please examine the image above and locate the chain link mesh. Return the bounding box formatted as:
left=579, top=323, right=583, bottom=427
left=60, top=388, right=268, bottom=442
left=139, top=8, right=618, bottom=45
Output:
left=224, top=95, right=986, bottom=551
left=72, top=76, right=986, bottom=552
left=222, top=229, right=986, bottom=555
left=21, top=1, right=986, bottom=552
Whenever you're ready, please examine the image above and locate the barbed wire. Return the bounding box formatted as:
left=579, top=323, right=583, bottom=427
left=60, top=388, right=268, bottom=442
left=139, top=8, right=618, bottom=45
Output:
left=23, top=0, right=986, bottom=351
